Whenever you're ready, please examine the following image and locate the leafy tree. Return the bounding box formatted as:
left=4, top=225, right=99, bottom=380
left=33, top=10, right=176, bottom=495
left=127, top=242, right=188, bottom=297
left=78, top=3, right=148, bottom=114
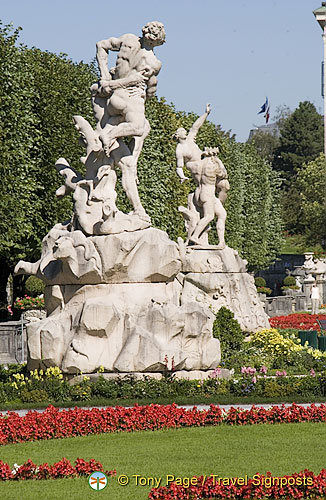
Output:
left=248, top=129, right=279, bottom=163
left=297, top=153, right=326, bottom=245
left=273, top=104, right=292, bottom=128
left=212, top=307, right=244, bottom=367
left=271, top=101, right=323, bottom=237
left=0, top=23, right=96, bottom=302
left=272, top=101, right=323, bottom=179
left=280, top=181, right=305, bottom=235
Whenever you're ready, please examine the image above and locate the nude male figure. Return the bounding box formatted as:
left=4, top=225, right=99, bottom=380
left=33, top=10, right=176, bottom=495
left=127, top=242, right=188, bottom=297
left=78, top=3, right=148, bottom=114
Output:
left=174, top=104, right=229, bottom=248
left=93, top=21, right=165, bottom=154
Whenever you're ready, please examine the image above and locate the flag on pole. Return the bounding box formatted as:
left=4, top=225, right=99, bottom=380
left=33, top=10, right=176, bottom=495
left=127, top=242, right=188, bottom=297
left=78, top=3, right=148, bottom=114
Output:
left=265, top=105, right=270, bottom=124
left=258, top=97, right=268, bottom=115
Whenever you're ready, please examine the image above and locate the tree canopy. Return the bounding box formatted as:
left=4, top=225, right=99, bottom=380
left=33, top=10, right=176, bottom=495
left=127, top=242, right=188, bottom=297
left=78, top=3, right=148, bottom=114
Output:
left=297, top=153, right=326, bottom=246
left=272, top=101, right=323, bottom=179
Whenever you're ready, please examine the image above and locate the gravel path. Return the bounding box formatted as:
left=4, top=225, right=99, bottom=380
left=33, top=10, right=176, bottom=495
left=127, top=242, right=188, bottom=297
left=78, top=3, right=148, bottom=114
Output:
left=0, top=402, right=323, bottom=417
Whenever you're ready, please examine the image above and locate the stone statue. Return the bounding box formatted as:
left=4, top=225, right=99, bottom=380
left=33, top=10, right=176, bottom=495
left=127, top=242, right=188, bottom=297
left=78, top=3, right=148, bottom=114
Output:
left=93, top=21, right=165, bottom=154
left=55, top=22, right=166, bottom=233
left=14, top=23, right=270, bottom=377
left=174, top=104, right=229, bottom=248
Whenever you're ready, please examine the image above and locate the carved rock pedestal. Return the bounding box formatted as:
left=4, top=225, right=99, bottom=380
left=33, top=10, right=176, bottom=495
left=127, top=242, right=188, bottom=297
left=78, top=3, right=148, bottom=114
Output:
left=178, top=244, right=270, bottom=332
left=26, top=228, right=268, bottom=374
left=26, top=227, right=220, bottom=374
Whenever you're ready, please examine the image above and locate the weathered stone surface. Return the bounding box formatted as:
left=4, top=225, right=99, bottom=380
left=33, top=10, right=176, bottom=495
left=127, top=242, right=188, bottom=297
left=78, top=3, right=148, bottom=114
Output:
left=180, top=271, right=269, bottom=332
left=92, top=228, right=181, bottom=283
left=24, top=231, right=269, bottom=373
left=27, top=282, right=220, bottom=374
left=179, top=244, right=248, bottom=273
left=16, top=227, right=181, bottom=285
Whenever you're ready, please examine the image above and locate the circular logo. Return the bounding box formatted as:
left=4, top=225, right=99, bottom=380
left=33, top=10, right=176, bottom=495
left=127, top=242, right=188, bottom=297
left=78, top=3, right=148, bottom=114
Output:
left=88, top=471, right=108, bottom=491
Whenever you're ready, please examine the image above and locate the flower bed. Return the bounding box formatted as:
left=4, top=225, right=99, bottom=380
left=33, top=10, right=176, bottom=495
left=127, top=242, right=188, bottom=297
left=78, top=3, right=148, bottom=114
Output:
left=0, top=457, right=115, bottom=480
left=0, top=404, right=325, bottom=445
left=270, top=314, right=323, bottom=331
left=148, top=469, right=326, bottom=499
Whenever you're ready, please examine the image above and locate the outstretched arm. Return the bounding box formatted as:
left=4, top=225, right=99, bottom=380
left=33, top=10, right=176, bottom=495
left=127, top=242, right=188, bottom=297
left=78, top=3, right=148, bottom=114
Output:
left=188, top=103, right=211, bottom=141
left=96, top=37, right=122, bottom=81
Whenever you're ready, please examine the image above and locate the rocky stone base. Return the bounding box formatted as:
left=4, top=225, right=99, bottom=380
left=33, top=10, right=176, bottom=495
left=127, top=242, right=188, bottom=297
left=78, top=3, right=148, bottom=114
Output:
left=21, top=226, right=269, bottom=375
left=27, top=282, right=220, bottom=374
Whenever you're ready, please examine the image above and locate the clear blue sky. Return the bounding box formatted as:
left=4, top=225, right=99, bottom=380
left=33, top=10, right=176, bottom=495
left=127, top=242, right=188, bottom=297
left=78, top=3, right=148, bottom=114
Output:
left=1, top=0, right=324, bottom=141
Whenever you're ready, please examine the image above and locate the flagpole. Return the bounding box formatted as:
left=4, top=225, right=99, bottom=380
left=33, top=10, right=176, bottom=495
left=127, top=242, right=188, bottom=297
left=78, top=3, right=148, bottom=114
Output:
left=313, top=2, right=326, bottom=156
left=323, top=24, right=326, bottom=155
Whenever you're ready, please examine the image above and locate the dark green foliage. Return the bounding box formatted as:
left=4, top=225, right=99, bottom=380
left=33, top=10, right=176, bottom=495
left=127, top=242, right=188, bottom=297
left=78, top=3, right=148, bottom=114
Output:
left=281, top=181, right=305, bottom=235
left=0, top=23, right=96, bottom=272
left=297, top=153, right=326, bottom=245
left=24, top=276, right=45, bottom=297
left=273, top=101, right=323, bottom=179
left=254, top=277, right=266, bottom=287
left=248, top=129, right=279, bottom=163
left=271, top=101, right=323, bottom=237
left=0, top=363, right=26, bottom=382
left=212, top=307, right=244, bottom=354
left=20, top=388, right=49, bottom=403
left=283, top=275, right=296, bottom=286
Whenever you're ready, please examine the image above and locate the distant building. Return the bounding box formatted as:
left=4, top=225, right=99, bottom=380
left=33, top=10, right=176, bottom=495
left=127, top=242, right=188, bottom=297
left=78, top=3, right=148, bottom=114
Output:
left=248, top=122, right=280, bottom=142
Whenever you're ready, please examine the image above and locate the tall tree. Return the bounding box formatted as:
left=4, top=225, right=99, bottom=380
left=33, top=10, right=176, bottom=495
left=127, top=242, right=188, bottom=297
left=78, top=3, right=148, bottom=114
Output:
left=0, top=23, right=96, bottom=304
left=248, top=129, right=280, bottom=163
left=272, top=101, right=323, bottom=179
left=297, top=153, right=326, bottom=246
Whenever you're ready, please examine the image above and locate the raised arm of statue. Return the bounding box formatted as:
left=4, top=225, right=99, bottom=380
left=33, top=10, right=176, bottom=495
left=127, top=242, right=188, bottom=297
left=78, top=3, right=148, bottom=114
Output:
left=188, top=103, right=211, bottom=141
left=96, top=37, right=122, bottom=81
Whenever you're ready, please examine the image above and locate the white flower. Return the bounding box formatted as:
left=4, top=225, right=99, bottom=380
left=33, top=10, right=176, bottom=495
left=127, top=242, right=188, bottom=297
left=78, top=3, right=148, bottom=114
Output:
left=11, top=463, right=21, bottom=475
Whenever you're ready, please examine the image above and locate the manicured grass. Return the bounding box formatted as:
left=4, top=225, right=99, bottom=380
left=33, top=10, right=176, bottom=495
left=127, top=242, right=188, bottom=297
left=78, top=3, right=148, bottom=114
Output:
left=0, top=394, right=325, bottom=411
left=0, top=422, right=325, bottom=499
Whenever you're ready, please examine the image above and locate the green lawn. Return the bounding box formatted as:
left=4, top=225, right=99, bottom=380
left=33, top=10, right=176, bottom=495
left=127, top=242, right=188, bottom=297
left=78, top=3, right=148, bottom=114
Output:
left=0, top=422, right=325, bottom=499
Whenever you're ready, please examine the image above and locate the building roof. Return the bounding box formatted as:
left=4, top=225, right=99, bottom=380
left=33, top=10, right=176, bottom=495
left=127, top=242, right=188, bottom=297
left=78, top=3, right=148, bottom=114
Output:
left=248, top=122, right=280, bottom=141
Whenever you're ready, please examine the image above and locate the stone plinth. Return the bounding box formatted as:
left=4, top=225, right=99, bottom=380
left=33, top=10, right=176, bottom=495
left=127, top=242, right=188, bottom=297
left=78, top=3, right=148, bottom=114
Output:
left=28, top=281, right=220, bottom=374
left=178, top=245, right=270, bottom=332
left=25, top=235, right=269, bottom=374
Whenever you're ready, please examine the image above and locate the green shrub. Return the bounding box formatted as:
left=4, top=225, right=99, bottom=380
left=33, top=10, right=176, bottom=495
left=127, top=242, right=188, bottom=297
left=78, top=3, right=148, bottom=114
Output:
left=213, top=307, right=244, bottom=368
left=0, top=363, right=26, bottom=382
left=283, top=275, right=296, bottom=286
left=20, top=388, right=49, bottom=403
left=319, top=371, right=326, bottom=396
left=25, top=276, right=45, bottom=297
left=92, top=377, right=119, bottom=399
left=42, top=378, right=71, bottom=402
left=70, top=383, right=92, bottom=401
left=254, top=277, right=266, bottom=287
left=263, top=379, right=292, bottom=397
left=256, top=286, right=272, bottom=295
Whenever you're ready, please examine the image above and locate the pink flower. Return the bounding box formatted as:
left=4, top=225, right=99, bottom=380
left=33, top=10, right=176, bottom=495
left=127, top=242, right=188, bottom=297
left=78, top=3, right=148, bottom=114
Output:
left=252, top=376, right=257, bottom=384
left=310, top=368, right=316, bottom=377
left=209, top=367, right=222, bottom=379
left=260, top=365, right=268, bottom=374
left=241, top=366, right=256, bottom=376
